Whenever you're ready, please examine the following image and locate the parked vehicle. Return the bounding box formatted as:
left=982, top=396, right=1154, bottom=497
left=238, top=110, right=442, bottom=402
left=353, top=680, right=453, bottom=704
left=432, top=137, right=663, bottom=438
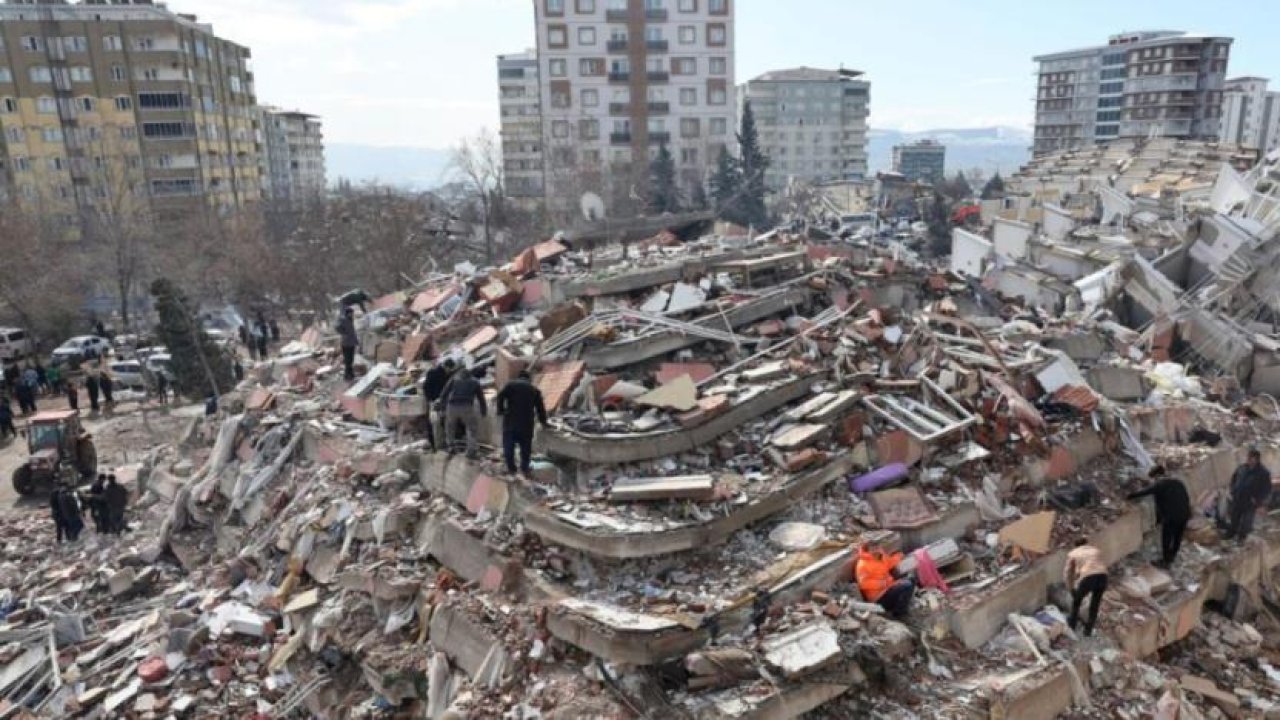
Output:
left=11, top=410, right=97, bottom=496
left=50, top=336, right=111, bottom=368
left=144, top=353, right=174, bottom=382
left=0, top=327, right=32, bottom=361
left=108, top=360, right=146, bottom=389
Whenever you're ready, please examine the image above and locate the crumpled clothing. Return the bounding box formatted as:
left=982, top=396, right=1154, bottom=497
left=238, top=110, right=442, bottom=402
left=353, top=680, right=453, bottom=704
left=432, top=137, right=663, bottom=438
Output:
left=913, top=548, right=950, bottom=594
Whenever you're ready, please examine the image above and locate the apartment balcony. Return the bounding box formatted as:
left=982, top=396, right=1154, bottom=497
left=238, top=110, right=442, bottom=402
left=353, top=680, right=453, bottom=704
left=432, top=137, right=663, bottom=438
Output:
left=647, top=131, right=671, bottom=144
left=607, top=39, right=628, bottom=52
left=647, top=101, right=669, bottom=114
left=608, top=102, right=630, bottom=115
left=610, top=132, right=632, bottom=145
left=646, top=71, right=669, bottom=83
left=608, top=71, right=631, bottom=84
left=645, top=8, right=668, bottom=20
left=646, top=39, right=668, bottom=52
left=606, top=9, right=629, bottom=21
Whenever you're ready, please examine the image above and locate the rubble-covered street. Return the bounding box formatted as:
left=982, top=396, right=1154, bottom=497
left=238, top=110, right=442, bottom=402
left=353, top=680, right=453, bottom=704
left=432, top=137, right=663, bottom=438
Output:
left=6, top=139, right=1280, bottom=719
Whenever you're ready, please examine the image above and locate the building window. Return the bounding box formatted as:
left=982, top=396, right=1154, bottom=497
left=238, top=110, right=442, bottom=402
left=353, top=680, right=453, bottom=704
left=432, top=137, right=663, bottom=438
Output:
left=62, top=36, right=88, bottom=53
left=549, top=59, right=567, bottom=77
left=13, top=157, right=30, bottom=172
left=710, top=117, right=728, bottom=135
left=115, top=96, right=133, bottom=111
left=21, top=36, right=43, bottom=52
left=37, top=97, right=56, bottom=114
left=676, top=26, right=697, bottom=45
left=645, top=0, right=664, bottom=9
left=707, top=24, right=727, bottom=46
left=680, top=87, right=697, bottom=105
left=552, top=120, right=569, bottom=138
left=607, top=0, right=626, bottom=9
left=545, top=0, right=565, bottom=14
left=134, top=36, right=155, bottom=51
left=576, top=0, right=595, bottom=11
left=679, top=0, right=697, bottom=10
left=70, top=67, right=93, bottom=83
left=551, top=89, right=571, bottom=108
left=709, top=0, right=727, bottom=13
left=680, top=118, right=700, bottom=137
left=139, top=92, right=187, bottom=109
left=110, top=65, right=127, bottom=82
left=681, top=148, right=698, bottom=164
left=150, top=179, right=198, bottom=196
left=142, top=121, right=190, bottom=139
left=50, top=157, right=66, bottom=172
left=29, top=66, right=52, bottom=83
left=580, top=58, right=605, bottom=76
left=580, top=118, right=600, bottom=140
left=709, top=57, right=727, bottom=75
left=578, top=27, right=596, bottom=45
left=42, top=128, right=64, bottom=143
left=1, top=97, right=16, bottom=113
left=583, top=149, right=601, bottom=164
left=548, top=26, right=568, bottom=48
left=709, top=86, right=727, bottom=105
left=104, top=35, right=123, bottom=51
left=0, top=68, right=10, bottom=83
left=76, top=97, right=95, bottom=112
left=581, top=88, right=599, bottom=107
left=672, top=58, right=697, bottom=75
left=647, top=118, right=666, bottom=133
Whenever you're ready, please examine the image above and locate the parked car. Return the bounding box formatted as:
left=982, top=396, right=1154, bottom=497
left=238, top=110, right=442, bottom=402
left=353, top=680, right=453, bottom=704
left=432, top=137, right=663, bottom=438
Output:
left=108, top=360, right=146, bottom=389
left=0, top=327, right=33, bottom=361
left=144, top=353, right=174, bottom=382
left=50, top=336, right=111, bottom=368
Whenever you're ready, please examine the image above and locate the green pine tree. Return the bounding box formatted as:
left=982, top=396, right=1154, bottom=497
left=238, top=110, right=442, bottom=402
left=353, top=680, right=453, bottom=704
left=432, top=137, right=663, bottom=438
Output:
left=948, top=171, right=973, bottom=201
left=709, top=146, right=742, bottom=221
left=737, top=100, right=770, bottom=227
left=648, top=142, right=681, bottom=214
left=981, top=172, right=1006, bottom=200
left=150, top=278, right=236, bottom=400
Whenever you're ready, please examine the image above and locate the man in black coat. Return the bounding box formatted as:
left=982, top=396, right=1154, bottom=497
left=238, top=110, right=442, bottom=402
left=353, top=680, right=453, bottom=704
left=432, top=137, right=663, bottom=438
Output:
left=1127, top=466, right=1191, bottom=567
left=85, top=473, right=108, bottom=533
left=104, top=474, right=128, bottom=534
left=1225, top=448, right=1272, bottom=542
left=496, top=370, right=548, bottom=475
left=440, top=364, right=486, bottom=458
left=422, top=359, right=455, bottom=451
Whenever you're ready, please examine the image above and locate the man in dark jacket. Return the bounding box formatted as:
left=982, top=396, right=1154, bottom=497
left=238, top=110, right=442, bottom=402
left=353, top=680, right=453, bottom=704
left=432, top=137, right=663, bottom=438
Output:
left=105, top=474, right=128, bottom=534
left=336, top=307, right=358, bottom=381
left=440, top=364, right=486, bottom=458
left=85, top=474, right=108, bottom=533
left=0, top=400, right=14, bottom=440
left=1225, top=448, right=1272, bottom=542
left=1127, top=466, right=1191, bottom=566
left=421, top=359, right=455, bottom=452
left=496, top=370, right=548, bottom=475
left=85, top=371, right=100, bottom=413
left=54, top=487, right=84, bottom=542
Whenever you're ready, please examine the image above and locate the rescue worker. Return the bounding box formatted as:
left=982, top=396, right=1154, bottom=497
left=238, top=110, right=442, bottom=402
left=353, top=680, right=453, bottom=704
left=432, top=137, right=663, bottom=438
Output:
left=85, top=366, right=101, bottom=413
left=1224, top=448, right=1272, bottom=542
left=422, top=359, right=455, bottom=452
left=1127, top=465, right=1191, bottom=567
left=53, top=486, right=84, bottom=543
left=336, top=307, right=358, bottom=381
left=856, top=542, right=914, bottom=619
left=155, top=371, right=169, bottom=405
left=49, top=487, right=67, bottom=543
left=1064, top=538, right=1108, bottom=637
left=85, top=474, right=108, bottom=534
left=64, top=378, right=79, bottom=412
left=496, top=370, right=548, bottom=475
left=440, top=362, right=486, bottom=458
left=105, top=474, right=128, bottom=534
left=99, top=362, right=114, bottom=408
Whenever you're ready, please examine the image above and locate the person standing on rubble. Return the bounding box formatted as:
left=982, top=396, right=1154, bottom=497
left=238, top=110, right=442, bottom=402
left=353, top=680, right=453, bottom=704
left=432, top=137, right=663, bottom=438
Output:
left=496, top=370, right=548, bottom=476
left=336, top=307, right=358, bottom=381
left=1224, top=448, right=1272, bottom=542
left=98, top=361, right=114, bottom=410
left=422, top=358, right=455, bottom=452
left=856, top=543, right=914, bottom=619
left=0, top=399, right=15, bottom=440
left=85, top=474, right=108, bottom=534
left=84, top=367, right=100, bottom=413
left=1064, top=538, right=1108, bottom=637
left=440, top=362, right=487, bottom=458
left=1127, top=466, right=1191, bottom=567
left=64, top=377, right=79, bottom=412
left=51, top=486, right=84, bottom=543
left=105, top=474, right=128, bottom=534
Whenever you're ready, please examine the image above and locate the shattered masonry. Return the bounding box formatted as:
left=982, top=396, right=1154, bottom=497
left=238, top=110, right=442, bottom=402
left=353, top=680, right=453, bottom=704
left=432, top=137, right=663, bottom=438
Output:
left=6, top=141, right=1280, bottom=718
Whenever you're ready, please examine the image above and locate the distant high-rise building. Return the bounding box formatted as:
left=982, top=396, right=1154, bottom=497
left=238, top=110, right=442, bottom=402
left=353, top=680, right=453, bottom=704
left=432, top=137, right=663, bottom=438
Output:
left=259, top=107, right=325, bottom=206
left=498, top=50, right=545, bottom=207
left=1032, top=31, right=1232, bottom=156
left=531, top=0, right=736, bottom=217
left=1220, top=76, right=1280, bottom=152
left=741, top=67, right=870, bottom=190
left=891, top=139, right=945, bottom=184
left=0, top=0, right=262, bottom=226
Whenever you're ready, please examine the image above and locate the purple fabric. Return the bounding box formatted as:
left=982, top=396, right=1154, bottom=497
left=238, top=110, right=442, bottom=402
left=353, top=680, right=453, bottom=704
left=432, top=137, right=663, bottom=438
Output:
left=848, top=463, right=909, bottom=493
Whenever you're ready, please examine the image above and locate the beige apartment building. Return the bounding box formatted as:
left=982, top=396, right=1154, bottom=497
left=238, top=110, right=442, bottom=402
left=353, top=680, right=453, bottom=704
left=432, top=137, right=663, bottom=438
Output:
left=532, top=0, right=735, bottom=217
left=0, top=0, right=260, bottom=230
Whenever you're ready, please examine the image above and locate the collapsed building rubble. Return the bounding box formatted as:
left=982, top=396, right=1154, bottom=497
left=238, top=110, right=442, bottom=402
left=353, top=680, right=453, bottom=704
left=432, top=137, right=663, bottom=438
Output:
left=6, top=150, right=1280, bottom=718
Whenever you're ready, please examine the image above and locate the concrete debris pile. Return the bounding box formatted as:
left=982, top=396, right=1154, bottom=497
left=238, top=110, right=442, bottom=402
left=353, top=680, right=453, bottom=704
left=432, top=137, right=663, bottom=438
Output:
left=7, top=156, right=1280, bottom=718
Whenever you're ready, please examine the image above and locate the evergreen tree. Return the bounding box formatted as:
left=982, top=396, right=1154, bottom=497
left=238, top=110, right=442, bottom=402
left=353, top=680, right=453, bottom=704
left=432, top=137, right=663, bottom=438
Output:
left=709, top=146, right=742, bottom=221
left=981, top=172, right=1006, bottom=200
left=737, top=100, right=770, bottom=227
left=150, top=278, right=236, bottom=400
left=947, top=171, right=973, bottom=201
left=927, top=190, right=953, bottom=256
left=648, top=142, right=681, bottom=214
left=689, top=180, right=709, bottom=210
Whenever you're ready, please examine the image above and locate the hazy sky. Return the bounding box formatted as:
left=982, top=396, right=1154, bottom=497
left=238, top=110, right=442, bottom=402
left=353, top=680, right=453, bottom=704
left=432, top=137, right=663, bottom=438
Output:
left=176, top=0, right=1280, bottom=149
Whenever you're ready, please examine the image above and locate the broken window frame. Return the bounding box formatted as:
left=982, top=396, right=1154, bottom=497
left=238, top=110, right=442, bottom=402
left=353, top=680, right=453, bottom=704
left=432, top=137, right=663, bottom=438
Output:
left=862, top=376, right=976, bottom=443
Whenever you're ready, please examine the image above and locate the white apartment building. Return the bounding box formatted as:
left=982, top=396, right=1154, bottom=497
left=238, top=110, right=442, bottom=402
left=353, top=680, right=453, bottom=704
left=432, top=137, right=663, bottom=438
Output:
left=498, top=50, right=545, bottom=205
left=1033, top=31, right=1231, bottom=156
left=532, top=0, right=735, bottom=216
left=742, top=67, right=870, bottom=190
left=1221, top=76, right=1280, bottom=152
left=259, top=107, right=325, bottom=205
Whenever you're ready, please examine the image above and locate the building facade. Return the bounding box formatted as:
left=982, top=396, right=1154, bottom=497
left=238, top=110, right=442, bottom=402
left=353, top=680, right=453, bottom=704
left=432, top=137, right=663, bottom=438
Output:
left=259, top=106, right=324, bottom=206
left=891, top=139, right=945, bottom=184
left=532, top=0, right=735, bottom=217
left=741, top=67, right=870, bottom=190
left=1033, top=31, right=1232, bottom=155
left=498, top=50, right=545, bottom=207
left=1221, top=76, right=1280, bottom=152
left=0, top=0, right=260, bottom=228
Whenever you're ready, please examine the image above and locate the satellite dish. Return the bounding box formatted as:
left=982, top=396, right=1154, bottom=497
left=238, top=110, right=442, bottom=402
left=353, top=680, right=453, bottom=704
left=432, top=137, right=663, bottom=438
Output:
left=580, top=192, right=605, bottom=222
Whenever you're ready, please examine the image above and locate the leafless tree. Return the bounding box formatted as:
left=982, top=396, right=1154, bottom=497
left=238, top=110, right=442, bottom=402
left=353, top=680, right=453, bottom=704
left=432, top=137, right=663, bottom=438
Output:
left=449, top=129, right=504, bottom=265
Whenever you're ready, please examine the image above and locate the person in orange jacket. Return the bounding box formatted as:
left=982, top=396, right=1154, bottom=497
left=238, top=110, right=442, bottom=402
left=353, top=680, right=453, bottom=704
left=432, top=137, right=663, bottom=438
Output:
left=856, top=542, right=915, bottom=618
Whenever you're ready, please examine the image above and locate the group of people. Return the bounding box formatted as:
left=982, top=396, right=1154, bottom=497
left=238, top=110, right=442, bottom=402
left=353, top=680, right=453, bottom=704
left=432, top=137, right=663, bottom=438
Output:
left=50, top=473, right=128, bottom=544
left=419, top=358, right=548, bottom=474
left=2, top=360, right=62, bottom=415
left=240, top=313, right=279, bottom=362
left=854, top=450, right=1273, bottom=638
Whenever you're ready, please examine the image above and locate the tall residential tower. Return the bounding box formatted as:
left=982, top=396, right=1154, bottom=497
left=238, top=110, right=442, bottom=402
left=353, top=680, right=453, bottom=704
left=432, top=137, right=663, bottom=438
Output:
left=259, top=107, right=325, bottom=206
left=497, top=50, right=545, bottom=208
left=1220, top=77, right=1280, bottom=152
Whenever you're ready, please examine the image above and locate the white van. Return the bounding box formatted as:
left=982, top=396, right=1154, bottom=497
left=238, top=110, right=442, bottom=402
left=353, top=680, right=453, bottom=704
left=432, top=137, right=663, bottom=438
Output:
left=0, top=328, right=32, bottom=361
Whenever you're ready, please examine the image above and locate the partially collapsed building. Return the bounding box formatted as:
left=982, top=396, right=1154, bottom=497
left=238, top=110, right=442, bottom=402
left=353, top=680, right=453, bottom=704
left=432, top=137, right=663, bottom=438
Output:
left=6, top=139, right=1280, bottom=718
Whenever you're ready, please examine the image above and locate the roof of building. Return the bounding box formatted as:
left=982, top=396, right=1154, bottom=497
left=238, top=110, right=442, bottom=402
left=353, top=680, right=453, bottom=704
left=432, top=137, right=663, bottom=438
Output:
left=1034, top=31, right=1231, bottom=63
left=750, top=67, right=864, bottom=83
left=1227, top=76, right=1271, bottom=84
